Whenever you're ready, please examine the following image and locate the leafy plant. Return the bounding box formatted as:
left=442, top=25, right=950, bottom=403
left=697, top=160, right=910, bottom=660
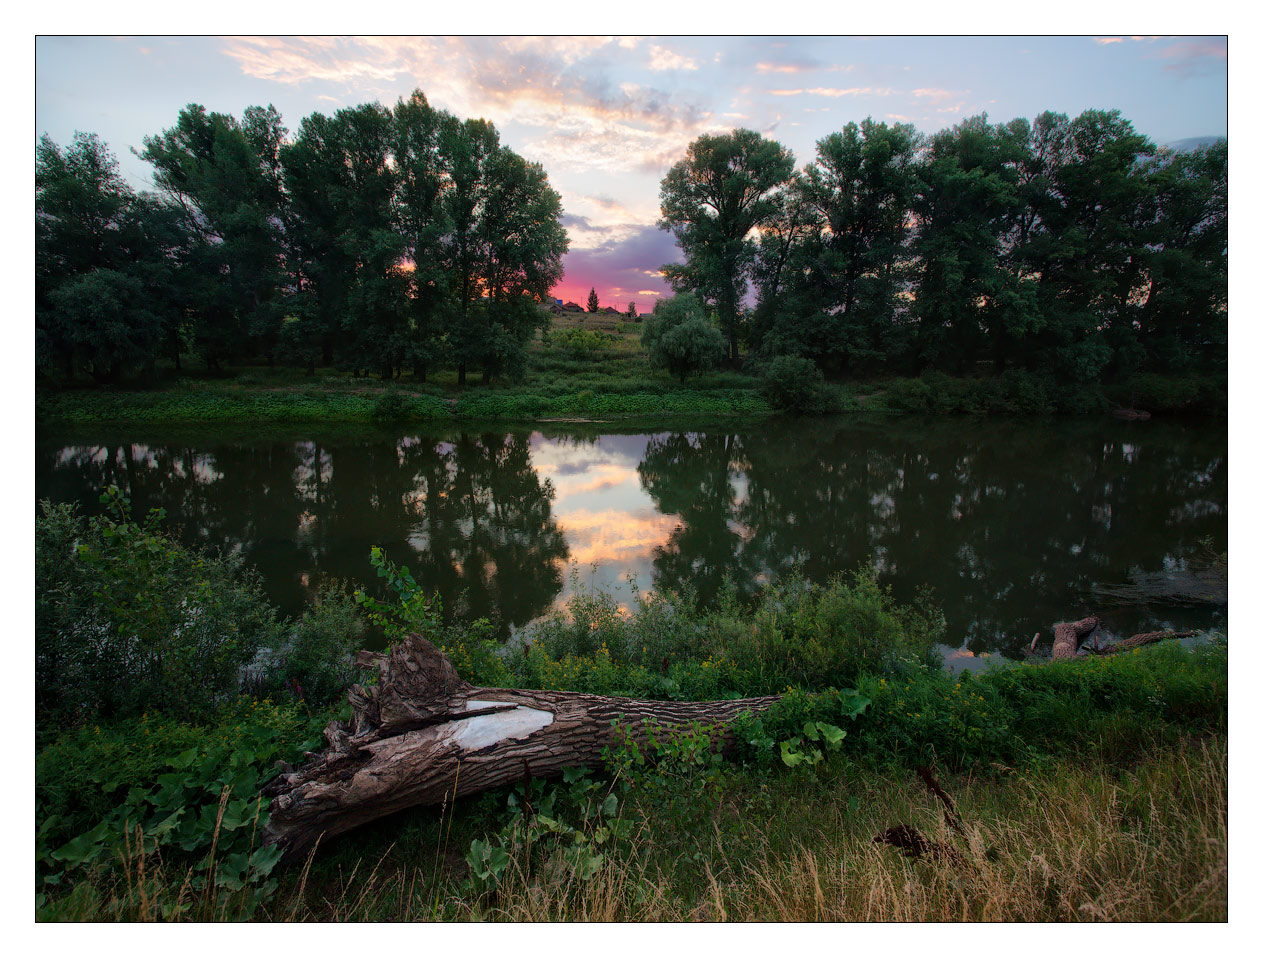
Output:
left=36, top=701, right=321, bottom=918
left=353, top=546, right=443, bottom=643
left=37, top=491, right=283, bottom=723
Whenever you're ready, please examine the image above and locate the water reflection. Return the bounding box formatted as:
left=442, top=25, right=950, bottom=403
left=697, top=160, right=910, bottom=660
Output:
left=36, top=417, right=1226, bottom=659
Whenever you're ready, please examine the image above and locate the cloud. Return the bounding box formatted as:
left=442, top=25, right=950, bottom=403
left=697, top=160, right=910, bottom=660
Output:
left=912, top=87, right=968, bottom=105
left=756, top=59, right=853, bottom=75
left=646, top=43, right=698, bottom=71
left=1152, top=37, right=1227, bottom=78
left=552, top=224, right=682, bottom=304
left=769, top=87, right=893, bottom=98
left=220, top=36, right=720, bottom=177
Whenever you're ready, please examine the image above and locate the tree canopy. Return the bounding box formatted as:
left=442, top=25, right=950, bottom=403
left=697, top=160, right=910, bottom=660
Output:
left=658, top=129, right=796, bottom=365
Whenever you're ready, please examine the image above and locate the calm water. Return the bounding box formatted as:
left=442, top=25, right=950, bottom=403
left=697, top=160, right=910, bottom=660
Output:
left=35, top=416, right=1227, bottom=668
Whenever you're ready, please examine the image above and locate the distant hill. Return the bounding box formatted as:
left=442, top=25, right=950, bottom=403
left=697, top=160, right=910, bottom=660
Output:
left=1164, top=136, right=1226, bottom=153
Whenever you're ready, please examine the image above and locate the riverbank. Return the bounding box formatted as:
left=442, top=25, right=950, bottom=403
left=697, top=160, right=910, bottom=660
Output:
left=34, top=363, right=1225, bottom=426
left=36, top=636, right=1228, bottom=921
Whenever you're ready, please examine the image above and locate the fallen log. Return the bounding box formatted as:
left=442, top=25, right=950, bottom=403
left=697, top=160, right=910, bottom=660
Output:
left=1051, top=615, right=1099, bottom=660
left=1087, top=629, right=1194, bottom=656
left=260, top=635, right=781, bottom=858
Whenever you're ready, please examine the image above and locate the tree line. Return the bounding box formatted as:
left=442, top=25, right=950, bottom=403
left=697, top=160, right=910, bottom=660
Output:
left=38, top=97, right=1225, bottom=389
left=657, top=111, right=1226, bottom=382
left=37, top=90, right=568, bottom=384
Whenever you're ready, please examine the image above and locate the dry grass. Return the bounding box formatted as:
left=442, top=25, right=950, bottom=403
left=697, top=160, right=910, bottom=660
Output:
left=40, top=735, right=1226, bottom=922
left=278, top=735, right=1227, bottom=922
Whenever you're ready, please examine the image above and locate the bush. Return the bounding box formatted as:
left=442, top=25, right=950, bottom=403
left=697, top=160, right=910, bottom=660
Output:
left=246, top=584, right=366, bottom=706
left=760, top=355, right=836, bottom=415
left=883, top=377, right=933, bottom=412
left=554, top=328, right=603, bottom=360
left=641, top=294, right=727, bottom=383
left=371, top=388, right=409, bottom=421
left=37, top=492, right=285, bottom=724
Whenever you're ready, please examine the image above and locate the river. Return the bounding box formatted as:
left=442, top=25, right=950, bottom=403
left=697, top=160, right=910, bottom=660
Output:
left=35, top=415, right=1227, bottom=668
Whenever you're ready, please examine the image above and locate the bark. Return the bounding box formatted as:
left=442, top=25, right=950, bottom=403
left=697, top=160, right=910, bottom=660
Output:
left=1049, top=617, right=1192, bottom=659
left=1050, top=615, right=1099, bottom=660
left=260, top=635, right=781, bottom=859
left=1088, top=629, right=1194, bottom=656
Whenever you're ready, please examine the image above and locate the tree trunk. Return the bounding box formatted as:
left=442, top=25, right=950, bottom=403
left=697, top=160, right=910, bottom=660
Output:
left=1088, top=629, right=1193, bottom=656
left=1051, top=615, right=1099, bottom=660
left=260, top=636, right=780, bottom=859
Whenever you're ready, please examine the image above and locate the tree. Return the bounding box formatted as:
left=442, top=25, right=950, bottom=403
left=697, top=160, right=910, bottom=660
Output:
left=910, top=115, right=1031, bottom=374
left=627, top=301, right=637, bottom=319
left=754, top=120, right=920, bottom=374
left=641, top=293, right=726, bottom=382
left=393, top=90, right=453, bottom=381
left=140, top=104, right=288, bottom=368
left=659, top=129, right=796, bottom=365
left=1020, top=110, right=1154, bottom=380
left=587, top=288, right=600, bottom=313
left=439, top=116, right=566, bottom=385
left=1133, top=140, right=1226, bottom=372
left=36, top=133, right=178, bottom=381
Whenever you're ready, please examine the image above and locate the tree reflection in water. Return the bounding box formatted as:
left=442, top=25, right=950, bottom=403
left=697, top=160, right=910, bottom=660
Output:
left=38, top=416, right=1225, bottom=659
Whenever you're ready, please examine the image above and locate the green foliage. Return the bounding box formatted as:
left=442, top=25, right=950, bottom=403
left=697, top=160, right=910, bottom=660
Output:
left=249, top=584, right=366, bottom=706
left=660, top=129, right=797, bottom=362
left=553, top=327, right=604, bottom=360
left=353, top=545, right=443, bottom=643
left=37, top=491, right=284, bottom=723
left=371, top=388, right=409, bottom=421
left=36, top=701, right=321, bottom=918
left=462, top=766, right=627, bottom=897
left=760, top=355, right=836, bottom=415
left=641, top=294, right=727, bottom=383
left=509, top=566, right=942, bottom=700
left=841, top=637, right=1227, bottom=769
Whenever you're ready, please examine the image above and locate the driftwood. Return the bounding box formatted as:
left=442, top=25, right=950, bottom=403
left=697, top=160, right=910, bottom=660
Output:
left=1086, top=629, right=1194, bottom=656
left=1112, top=408, right=1152, bottom=421
left=1051, top=615, right=1100, bottom=660
left=260, top=635, right=781, bottom=858
left=1048, top=616, right=1193, bottom=659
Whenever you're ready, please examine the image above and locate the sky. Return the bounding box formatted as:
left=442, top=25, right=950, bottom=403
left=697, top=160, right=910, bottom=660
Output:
left=35, top=34, right=1228, bottom=309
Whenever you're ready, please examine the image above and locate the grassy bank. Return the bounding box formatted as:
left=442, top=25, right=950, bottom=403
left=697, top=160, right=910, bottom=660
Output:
left=36, top=315, right=1226, bottom=426
left=37, top=634, right=1228, bottom=922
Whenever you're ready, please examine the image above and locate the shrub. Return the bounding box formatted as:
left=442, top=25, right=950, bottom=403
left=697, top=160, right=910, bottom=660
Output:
left=760, top=355, right=835, bottom=415
left=246, top=584, right=366, bottom=706
left=554, top=328, right=603, bottom=360
left=641, top=294, right=727, bottom=383
left=371, top=388, right=409, bottom=422
left=36, top=492, right=284, bottom=724
left=884, top=376, right=933, bottom=412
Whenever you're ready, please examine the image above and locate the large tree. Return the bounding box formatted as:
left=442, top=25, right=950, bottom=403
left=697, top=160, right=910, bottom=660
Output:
left=754, top=120, right=920, bottom=374
left=1020, top=110, right=1154, bottom=380
left=36, top=133, right=182, bottom=381
left=140, top=104, right=288, bottom=369
left=392, top=90, right=453, bottom=382
left=910, top=115, right=1032, bottom=374
left=440, top=116, right=566, bottom=385
left=1132, top=140, right=1227, bottom=374
left=659, top=129, right=795, bottom=364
